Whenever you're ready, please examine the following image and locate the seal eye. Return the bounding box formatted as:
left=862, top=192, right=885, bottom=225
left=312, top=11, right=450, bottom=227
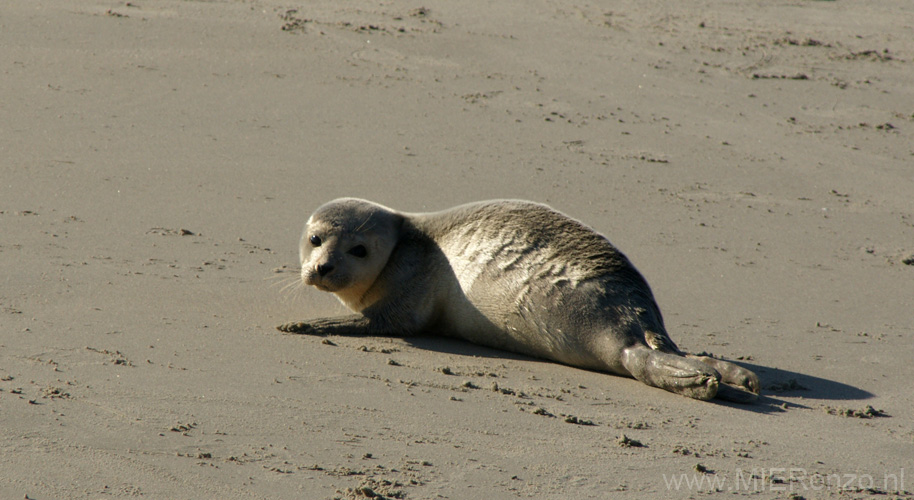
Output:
left=309, top=235, right=322, bottom=247
left=348, top=245, right=368, bottom=258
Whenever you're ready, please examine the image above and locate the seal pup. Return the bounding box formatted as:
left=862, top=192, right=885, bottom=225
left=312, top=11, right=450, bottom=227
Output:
left=278, top=198, right=760, bottom=402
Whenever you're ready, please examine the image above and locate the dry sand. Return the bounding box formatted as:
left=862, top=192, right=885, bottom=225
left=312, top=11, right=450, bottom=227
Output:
left=2, top=0, right=912, bottom=498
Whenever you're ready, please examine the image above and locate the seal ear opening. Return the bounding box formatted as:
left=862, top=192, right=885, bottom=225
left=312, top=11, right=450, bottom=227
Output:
left=378, top=212, right=405, bottom=249
left=348, top=245, right=368, bottom=258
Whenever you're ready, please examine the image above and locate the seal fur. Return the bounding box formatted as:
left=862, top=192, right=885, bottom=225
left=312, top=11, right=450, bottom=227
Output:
left=279, top=198, right=760, bottom=402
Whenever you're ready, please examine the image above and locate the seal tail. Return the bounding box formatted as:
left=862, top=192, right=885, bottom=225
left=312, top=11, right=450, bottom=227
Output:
left=644, top=329, right=682, bottom=354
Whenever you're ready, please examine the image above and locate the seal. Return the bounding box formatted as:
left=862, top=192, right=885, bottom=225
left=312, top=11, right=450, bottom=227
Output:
left=278, top=198, right=760, bottom=402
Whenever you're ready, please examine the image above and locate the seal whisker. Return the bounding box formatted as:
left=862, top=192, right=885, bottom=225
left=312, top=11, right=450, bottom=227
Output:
left=277, top=276, right=307, bottom=302
left=266, top=269, right=299, bottom=285
left=354, top=212, right=376, bottom=234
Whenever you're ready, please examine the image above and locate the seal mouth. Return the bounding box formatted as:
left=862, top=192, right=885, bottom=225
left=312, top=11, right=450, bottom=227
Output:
left=305, top=273, right=346, bottom=293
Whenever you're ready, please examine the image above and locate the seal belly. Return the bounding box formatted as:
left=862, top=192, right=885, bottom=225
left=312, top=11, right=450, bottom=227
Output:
left=437, top=222, right=601, bottom=367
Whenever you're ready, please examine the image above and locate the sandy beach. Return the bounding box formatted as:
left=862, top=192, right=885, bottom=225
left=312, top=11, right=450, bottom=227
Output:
left=2, top=0, right=912, bottom=498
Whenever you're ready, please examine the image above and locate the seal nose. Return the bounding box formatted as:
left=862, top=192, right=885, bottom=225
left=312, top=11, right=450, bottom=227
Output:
left=316, top=263, right=335, bottom=277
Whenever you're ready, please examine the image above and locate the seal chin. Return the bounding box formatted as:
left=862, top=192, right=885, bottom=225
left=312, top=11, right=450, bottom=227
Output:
left=306, top=275, right=349, bottom=293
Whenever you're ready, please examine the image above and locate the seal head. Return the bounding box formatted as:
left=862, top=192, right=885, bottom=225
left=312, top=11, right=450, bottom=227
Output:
left=300, top=198, right=402, bottom=311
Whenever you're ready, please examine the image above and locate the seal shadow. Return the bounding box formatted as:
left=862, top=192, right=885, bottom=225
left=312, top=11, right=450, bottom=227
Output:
left=401, top=335, right=874, bottom=413
left=716, top=359, right=874, bottom=413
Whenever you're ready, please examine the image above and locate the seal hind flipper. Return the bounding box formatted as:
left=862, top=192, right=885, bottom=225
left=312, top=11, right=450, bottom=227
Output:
left=621, top=345, right=720, bottom=401
left=713, top=383, right=760, bottom=404
left=687, top=354, right=761, bottom=396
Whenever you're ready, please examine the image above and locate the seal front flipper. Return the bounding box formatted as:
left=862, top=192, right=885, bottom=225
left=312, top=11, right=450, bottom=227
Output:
left=277, top=314, right=370, bottom=336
